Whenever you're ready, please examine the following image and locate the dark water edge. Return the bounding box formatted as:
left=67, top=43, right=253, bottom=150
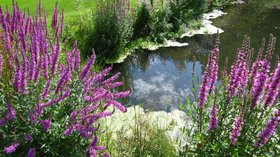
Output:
left=114, top=0, right=280, bottom=112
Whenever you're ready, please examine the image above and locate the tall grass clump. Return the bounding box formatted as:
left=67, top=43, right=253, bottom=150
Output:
left=100, top=106, right=177, bottom=157
left=0, top=1, right=129, bottom=156
left=181, top=34, right=280, bottom=156
left=132, top=1, right=172, bottom=43
left=168, top=0, right=207, bottom=33
left=84, top=0, right=134, bottom=62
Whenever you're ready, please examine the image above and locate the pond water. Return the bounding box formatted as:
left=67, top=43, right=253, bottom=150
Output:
left=115, top=0, right=280, bottom=112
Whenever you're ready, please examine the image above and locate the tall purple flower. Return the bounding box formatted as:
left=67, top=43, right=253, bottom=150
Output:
left=42, top=52, right=49, bottom=79
left=80, top=49, right=96, bottom=79
left=4, top=142, right=20, bottom=154
left=51, top=1, right=58, bottom=29
left=72, top=41, right=81, bottom=70
left=29, top=49, right=36, bottom=81
left=42, top=79, right=52, bottom=99
left=20, top=50, right=28, bottom=94
left=51, top=39, right=61, bottom=74
left=55, top=67, right=70, bottom=93
left=230, top=116, right=244, bottom=145
left=227, top=50, right=249, bottom=97
left=5, top=27, right=11, bottom=52
left=251, top=60, right=269, bottom=108
left=208, top=104, right=218, bottom=131
left=209, top=48, right=219, bottom=92
left=198, top=52, right=214, bottom=108
left=263, top=61, right=280, bottom=108
left=254, top=109, right=280, bottom=147
left=198, top=48, right=219, bottom=108
left=208, top=94, right=219, bottom=131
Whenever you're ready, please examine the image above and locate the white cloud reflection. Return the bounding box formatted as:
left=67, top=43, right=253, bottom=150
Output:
left=132, top=71, right=191, bottom=111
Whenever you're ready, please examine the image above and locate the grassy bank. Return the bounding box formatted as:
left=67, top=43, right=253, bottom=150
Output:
left=0, top=0, right=137, bottom=21
left=68, top=0, right=233, bottom=64
left=0, top=0, right=231, bottom=64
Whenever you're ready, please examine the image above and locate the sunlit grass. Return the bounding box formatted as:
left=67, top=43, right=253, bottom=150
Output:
left=0, top=0, right=138, bottom=22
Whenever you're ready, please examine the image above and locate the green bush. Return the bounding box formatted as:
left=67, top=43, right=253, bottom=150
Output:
left=132, top=2, right=152, bottom=39
left=84, top=0, right=133, bottom=62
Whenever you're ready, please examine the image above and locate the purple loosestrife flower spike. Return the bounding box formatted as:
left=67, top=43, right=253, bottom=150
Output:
left=55, top=68, right=70, bottom=93
left=34, top=57, right=41, bottom=82
left=198, top=65, right=210, bottom=108
left=209, top=48, right=219, bottom=92
left=41, top=119, right=51, bottom=131
left=75, top=49, right=81, bottom=69
left=255, top=109, right=280, bottom=147
left=42, top=52, right=49, bottom=79
left=105, top=100, right=127, bottom=112
left=29, top=49, right=35, bottom=80
left=109, top=82, right=124, bottom=88
left=208, top=93, right=218, bottom=131
left=4, top=143, right=20, bottom=154
left=227, top=50, right=248, bottom=97
left=28, top=148, right=36, bottom=157
left=102, top=72, right=121, bottom=85
left=251, top=60, right=269, bottom=108
left=5, top=28, right=11, bottom=52
left=51, top=1, right=58, bottom=29
left=51, top=39, right=61, bottom=74
left=263, top=61, right=280, bottom=108
left=113, top=91, right=131, bottom=99
left=20, top=50, right=28, bottom=94
left=80, top=49, right=96, bottom=79
left=230, top=116, right=244, bottom=145
left=42, top=79, right=52, bottom=99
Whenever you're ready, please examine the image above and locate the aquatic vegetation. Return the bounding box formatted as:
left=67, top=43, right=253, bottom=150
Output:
left=182, top=34, right=280, bottom=156
left=0, top=1, right=129, bottom=156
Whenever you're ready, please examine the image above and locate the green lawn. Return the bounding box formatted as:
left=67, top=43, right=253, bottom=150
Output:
left=0, top=0, right=138, bottom=22
left=0, top=0, right=97, bottom=21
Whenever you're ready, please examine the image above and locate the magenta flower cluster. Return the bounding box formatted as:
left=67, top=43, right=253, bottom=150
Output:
left=229, top=116, right=244, bottom=145
left=0, top=1, right=129, bottom=156
left=263, top=61, right=280, bottom=108
left=227, top=49, right=249, bottom=97
left=251, top=60, right=270, bottom=108
left=208, top=103, right=218, bottom=131
left=198, top=48, right=219, bottom=108
left=199, top=35, right=280, bottom=148
left=254, top=109, right=280, bottom=147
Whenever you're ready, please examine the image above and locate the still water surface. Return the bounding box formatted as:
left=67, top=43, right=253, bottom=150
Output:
left=115, top=1, right=280, bottom=111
